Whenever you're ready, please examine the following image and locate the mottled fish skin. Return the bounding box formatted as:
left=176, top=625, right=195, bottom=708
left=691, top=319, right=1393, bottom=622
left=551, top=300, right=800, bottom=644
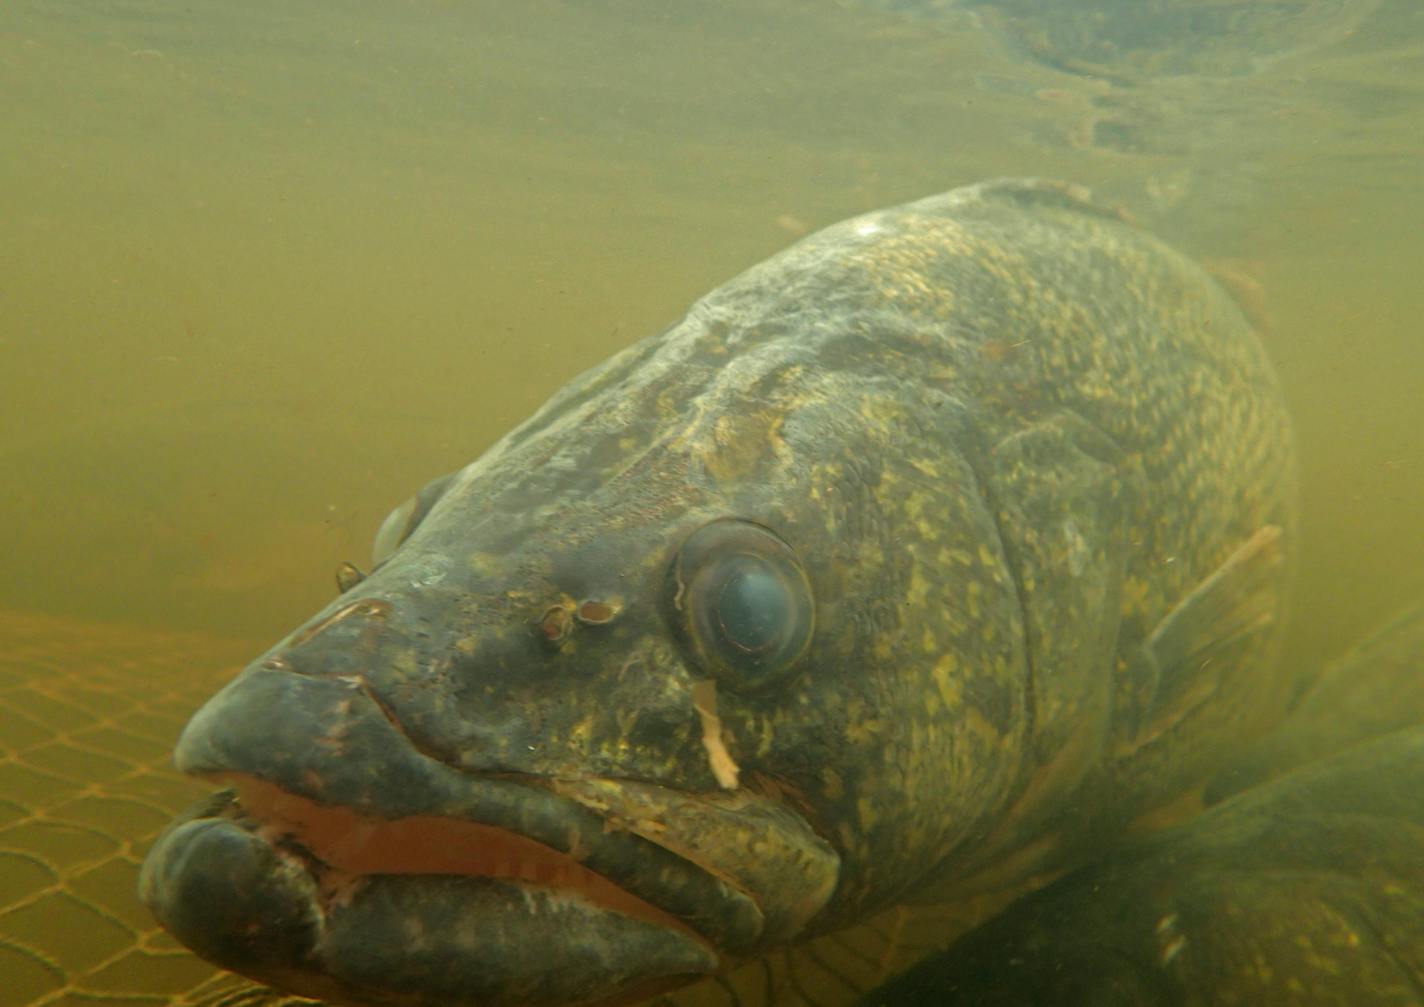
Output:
left=857, top=600, right=1424, bottom=1007
left=141, top=178, right=1297, bottom=1006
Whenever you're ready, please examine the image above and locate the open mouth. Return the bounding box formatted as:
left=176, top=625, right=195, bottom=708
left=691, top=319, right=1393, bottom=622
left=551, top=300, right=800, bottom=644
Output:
left=139, top=662, right=838, bottom=1007
left=141, top=782, right=725, bottom=1007
left=225, top=774, right=718, bottom=938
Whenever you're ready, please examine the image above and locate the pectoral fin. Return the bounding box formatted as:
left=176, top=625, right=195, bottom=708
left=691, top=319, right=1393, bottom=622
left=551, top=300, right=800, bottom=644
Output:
left=1209, top=599, right=1424, bottom=803
left=859, top=724, right=1424, bottom=1007
left=1121, top=525, right=1286, bottom=752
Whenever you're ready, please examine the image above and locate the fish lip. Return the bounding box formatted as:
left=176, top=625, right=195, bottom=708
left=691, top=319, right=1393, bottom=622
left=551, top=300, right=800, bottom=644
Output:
left=140, top=791, right=722, bottom=1007
left=167, top=661, right=772, bottom=953
left=137, top=790, right=324, bottom=977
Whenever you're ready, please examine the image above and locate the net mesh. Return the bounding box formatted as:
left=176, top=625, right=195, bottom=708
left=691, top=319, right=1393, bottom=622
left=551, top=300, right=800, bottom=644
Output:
left=0, top=610, right=316, bottom=1007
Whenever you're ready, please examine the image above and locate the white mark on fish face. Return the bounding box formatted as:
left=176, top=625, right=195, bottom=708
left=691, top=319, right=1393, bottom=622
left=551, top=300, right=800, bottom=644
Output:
left=407, top=558, right=449, bottom=589
left=854, top=221, right=882, bottom=237
left=692, top=679, right=740, bottom=789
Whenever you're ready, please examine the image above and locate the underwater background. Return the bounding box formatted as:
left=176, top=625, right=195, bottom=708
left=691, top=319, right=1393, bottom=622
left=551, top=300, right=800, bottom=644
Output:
left=1, top=1, right=1421, bottom=1004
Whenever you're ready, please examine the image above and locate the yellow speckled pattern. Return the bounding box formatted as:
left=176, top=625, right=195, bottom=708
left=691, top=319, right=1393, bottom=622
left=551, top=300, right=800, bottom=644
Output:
left=860, top=602, right=1424, bottom=1005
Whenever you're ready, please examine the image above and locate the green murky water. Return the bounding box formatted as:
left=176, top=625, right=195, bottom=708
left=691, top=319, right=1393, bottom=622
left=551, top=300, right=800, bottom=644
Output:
left=1, top=2, right=1421, bottom=1005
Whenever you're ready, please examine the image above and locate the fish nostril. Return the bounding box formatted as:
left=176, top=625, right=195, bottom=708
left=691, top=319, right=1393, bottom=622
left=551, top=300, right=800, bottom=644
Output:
left=575, top=599, right=622, bottom=626
left=335, top=561, right=368, bottom=593
left=288, top=598, right=393, bottom=650
left=537, top=605, right=573, bottom=650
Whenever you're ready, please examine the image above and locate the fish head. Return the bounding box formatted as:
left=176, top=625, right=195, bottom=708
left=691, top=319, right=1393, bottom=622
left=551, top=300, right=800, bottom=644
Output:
left=141, top=228, right=1033, bottom=1006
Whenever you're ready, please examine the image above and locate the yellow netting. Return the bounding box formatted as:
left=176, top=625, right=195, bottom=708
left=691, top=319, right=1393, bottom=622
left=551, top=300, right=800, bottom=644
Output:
left=0, top=610, right=966, bottom=1007
left=0, top=610, right=314, bottom=1007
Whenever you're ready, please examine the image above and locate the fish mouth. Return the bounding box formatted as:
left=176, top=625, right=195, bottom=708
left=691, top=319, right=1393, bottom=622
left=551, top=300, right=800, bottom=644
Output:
left=139, top=663, right=838, bottom=1007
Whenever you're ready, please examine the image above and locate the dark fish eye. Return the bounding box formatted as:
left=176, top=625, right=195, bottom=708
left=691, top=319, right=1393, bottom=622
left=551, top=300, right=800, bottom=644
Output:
left=716, top=560, right=789, bottom=655
left=669, top=519, right=814, bottom=691
left=371, top=472, right=456, bottom=568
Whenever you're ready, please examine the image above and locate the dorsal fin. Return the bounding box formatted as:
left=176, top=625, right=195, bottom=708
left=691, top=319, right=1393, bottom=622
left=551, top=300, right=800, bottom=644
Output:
left=966, top=177, right=1138, bottom=226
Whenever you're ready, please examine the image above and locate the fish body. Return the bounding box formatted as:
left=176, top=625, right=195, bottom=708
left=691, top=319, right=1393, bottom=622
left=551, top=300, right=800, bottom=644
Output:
left=141, top=179, right=1297, bottom=1006
left=859, top=601, right=1424, bottom=1006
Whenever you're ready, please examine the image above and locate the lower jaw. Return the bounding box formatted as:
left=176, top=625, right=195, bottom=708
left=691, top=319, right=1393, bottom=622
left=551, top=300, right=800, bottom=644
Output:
left=289, top=869, right=719, bottom=1007
left=139, top=795, right=721, bottom=1007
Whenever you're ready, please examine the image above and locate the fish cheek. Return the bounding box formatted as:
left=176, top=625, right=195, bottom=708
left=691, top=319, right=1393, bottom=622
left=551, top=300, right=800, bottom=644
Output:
left=763, top=436, right=1031, bottom=915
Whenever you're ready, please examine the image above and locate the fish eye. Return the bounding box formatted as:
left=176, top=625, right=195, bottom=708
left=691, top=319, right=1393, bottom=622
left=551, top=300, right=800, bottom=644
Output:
left=669, top=519, right=814, bottom=691
left=371, top=472, right=456, bottom=568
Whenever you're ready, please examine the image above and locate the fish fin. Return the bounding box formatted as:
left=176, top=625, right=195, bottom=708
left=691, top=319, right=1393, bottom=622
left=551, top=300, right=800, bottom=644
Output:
left=964, top=177, right=1138, bottom=226
left=1207, top=598, right=1424, bottom=804
left=1122, top=525, right=1285, bottom=750
left=859, top=725, right=1424, bottom=1006
left=1204, top=256, right=1274, bottom=333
